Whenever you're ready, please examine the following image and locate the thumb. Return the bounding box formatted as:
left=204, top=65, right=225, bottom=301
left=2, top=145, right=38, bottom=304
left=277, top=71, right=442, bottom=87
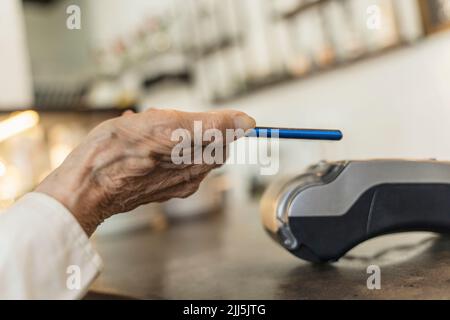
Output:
left=122, top=109, right=135, bottom=117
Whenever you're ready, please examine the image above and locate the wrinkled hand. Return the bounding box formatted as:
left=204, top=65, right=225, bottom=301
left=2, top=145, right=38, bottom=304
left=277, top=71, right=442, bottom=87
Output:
left=35, top=108, right=255, bottom=236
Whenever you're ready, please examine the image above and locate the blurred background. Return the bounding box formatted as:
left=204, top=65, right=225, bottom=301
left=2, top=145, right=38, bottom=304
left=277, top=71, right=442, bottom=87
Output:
left=2, top=0, right=450, bottom=263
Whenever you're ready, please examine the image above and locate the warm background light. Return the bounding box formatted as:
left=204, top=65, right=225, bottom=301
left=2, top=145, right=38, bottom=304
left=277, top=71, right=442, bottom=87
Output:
left=0, top=161, right=6, bottom=177
left=0, top=110, right=39, bottom=143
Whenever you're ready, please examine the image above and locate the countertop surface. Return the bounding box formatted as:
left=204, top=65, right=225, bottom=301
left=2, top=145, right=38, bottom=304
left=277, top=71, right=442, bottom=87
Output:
left=89, top=202, right=450, bottom=299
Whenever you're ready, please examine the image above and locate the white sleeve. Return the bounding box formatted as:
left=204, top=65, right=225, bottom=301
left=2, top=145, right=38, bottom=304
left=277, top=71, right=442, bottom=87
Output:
left=0, top=192, right=103, bottom=299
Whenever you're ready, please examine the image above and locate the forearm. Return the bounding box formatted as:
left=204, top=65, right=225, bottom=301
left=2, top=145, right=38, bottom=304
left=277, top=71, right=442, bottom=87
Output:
left=35, top=133, right=111, bottom=236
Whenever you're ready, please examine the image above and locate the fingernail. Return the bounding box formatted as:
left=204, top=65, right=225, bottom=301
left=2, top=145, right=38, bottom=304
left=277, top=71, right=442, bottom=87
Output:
left=233, top=114, right=256, bottom=131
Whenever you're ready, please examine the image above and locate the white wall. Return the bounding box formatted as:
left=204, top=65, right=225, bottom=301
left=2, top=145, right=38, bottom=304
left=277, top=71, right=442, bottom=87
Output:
left=0, top=0, right=33, bottom=108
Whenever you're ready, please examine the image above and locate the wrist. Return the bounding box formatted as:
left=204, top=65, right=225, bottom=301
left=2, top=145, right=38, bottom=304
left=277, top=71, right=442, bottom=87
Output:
left=35, top=143, right=105, bottom=236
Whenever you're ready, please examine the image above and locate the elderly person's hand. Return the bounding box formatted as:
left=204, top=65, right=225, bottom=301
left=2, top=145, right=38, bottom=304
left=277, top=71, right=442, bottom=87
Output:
left=35, top=108, right=255, bottom=236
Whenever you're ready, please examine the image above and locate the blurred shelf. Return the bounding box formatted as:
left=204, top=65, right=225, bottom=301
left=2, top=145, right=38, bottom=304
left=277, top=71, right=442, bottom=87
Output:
left=281, top=0, right=331, bottom=20
left=142, top=71, right=192, bottom=89
left=188, top=36, right=244, bottom=60
left=23, top=0, right=59, bottom=5
left=213, top=40, right=419, bottom=105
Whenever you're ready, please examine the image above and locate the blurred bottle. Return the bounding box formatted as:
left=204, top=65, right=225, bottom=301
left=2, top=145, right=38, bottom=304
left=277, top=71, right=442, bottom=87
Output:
left=240, top=0, right=278, bottom=83
left=322, top=0, right=365, bottom=62
left=348, top=0, right=400, bottom=52
left=393, top=0, right=423, bottom=42
left=288, top=7, right=324, bottom=75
